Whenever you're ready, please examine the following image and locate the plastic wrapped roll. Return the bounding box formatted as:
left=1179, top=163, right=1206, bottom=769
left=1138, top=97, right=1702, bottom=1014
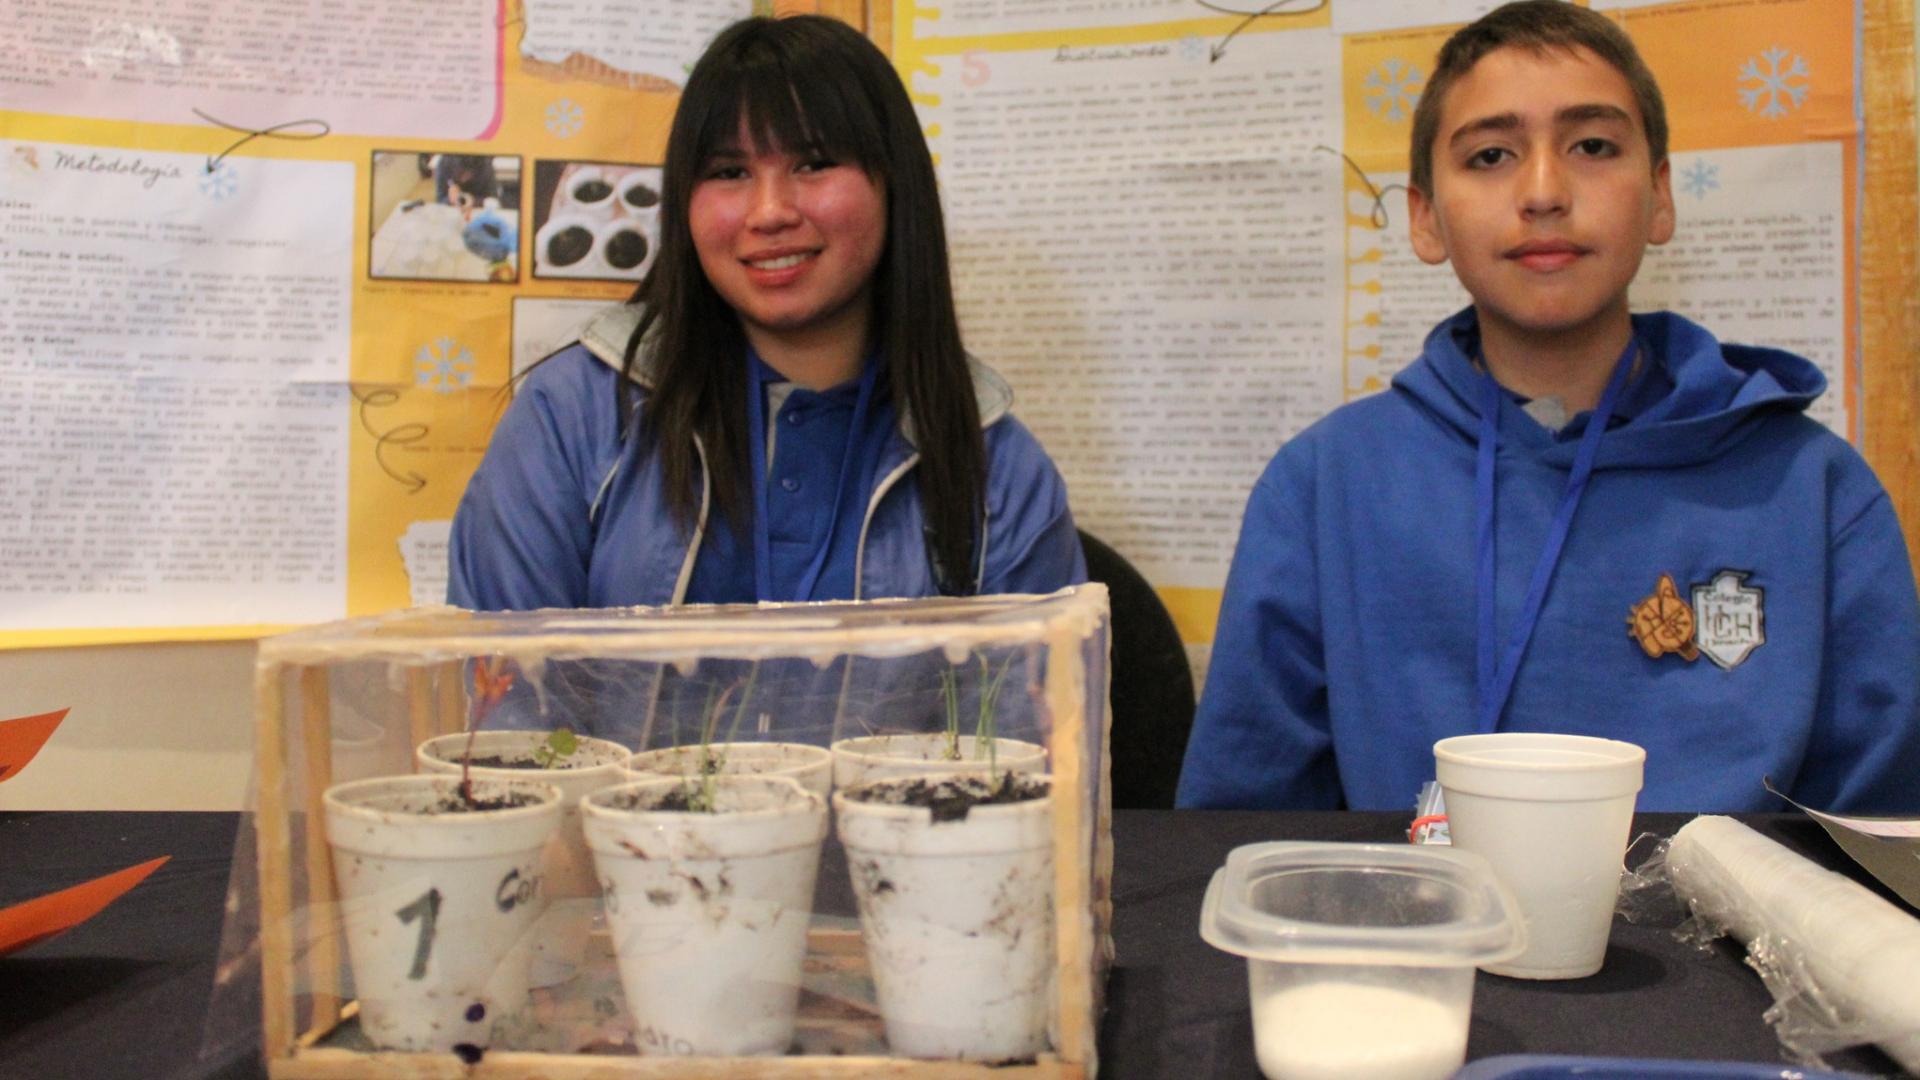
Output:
left=1667, top=815, right=1920, bottom=1072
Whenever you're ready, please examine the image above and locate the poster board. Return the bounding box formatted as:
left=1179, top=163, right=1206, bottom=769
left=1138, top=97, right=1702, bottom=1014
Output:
left=889, top=0, right=1919, bottom=648
left=0, top=0, right=1913, bottom=651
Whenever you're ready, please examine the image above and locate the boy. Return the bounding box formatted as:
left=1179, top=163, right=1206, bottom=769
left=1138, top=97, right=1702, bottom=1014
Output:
left=1176, top=1, right=1920, bottom=812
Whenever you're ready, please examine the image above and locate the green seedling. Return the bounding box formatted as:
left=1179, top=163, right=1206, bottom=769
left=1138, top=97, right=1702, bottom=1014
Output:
left=679, top=664, right=758, bottom=813
left=531, top=726, right=579, bottom=768
left=941, top=667, right=963, bottom=761
left=942, top=654, right=1015, bottom=776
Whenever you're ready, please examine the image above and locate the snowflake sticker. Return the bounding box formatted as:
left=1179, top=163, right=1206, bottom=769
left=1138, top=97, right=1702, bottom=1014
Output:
left=1180, top=34, right=1207, bottom=65
left=1364, top=59, right=1422, bottom=124
left=198, top=160, right=238, bottom=201
left=1679, top=159, right=1719, bottom=200
left=1738, top=47, right=1809, bottom=119
left=545, top=98, right=584, bottom=139
left=416, top=337, right=475, bottom=393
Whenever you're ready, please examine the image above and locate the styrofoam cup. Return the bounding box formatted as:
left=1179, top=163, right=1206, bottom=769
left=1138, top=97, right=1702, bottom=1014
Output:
left=628, top=741, right=832, bottom=802
left=593, top=217, right=651, bottom=279
left=1433, top=733, right=1645, bottom=979
left=830, top=733, right=1046, bottom=790
left=582, top=775, right=827, bottom=1056
left=835, top=773, right=1056, bottom=1060
left=323, top=775, right=563, bottom=1051
left=535, top=214, right=601, bottom=276
left=415, top=731, right=631, bottom=986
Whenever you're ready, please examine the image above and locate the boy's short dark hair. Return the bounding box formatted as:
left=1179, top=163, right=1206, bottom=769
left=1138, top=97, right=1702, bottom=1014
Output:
left=1409, top=0, right=1668, bottom=196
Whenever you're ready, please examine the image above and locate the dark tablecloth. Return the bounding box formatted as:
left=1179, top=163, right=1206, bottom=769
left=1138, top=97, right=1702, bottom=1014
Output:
left=0, top=810, right=1906, bottom=1079
left=1099, top=810, right=1905, bottom=1079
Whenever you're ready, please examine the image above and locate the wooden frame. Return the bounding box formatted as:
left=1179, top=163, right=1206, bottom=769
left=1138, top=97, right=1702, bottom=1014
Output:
left=1862, top=0, right=1920, bottom=579
left=251, top=589, right=1113, bottom=1079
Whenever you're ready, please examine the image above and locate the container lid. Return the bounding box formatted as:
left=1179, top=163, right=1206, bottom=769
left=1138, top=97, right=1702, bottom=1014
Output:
left=1199, top=841, right=1526, bottom=967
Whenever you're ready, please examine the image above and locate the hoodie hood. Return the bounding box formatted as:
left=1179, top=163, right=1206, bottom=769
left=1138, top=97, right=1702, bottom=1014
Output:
left=577, top=303, right=1014, bottom=441
left=1393, top=307, right=1826, bottom=470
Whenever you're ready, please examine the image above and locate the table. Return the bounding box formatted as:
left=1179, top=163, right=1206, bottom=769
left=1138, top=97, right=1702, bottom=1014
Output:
left=1100, top=811, right=1905, bottom=1078
left=0, top=811, right=1906, bottom=1078
left=0, top=811, right=247, bottom=1080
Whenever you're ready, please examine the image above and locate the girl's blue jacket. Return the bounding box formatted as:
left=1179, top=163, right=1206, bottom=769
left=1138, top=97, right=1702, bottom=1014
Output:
left=448, top=304, right=1086, bottom=611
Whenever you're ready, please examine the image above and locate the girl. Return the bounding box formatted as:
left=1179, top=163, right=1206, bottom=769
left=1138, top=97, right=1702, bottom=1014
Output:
left=448, top=15, right=1084, bottom=610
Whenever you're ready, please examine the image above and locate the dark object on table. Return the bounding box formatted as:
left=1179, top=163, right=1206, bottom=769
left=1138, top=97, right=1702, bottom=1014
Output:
left=1454, top=1053, right=1861, bottom=1078
left=1079, top=529, right=1194, bottom=809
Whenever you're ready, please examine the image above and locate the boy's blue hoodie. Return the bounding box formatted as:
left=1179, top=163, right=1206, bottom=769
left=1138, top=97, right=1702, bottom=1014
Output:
left=1177, top=308, right=1920, bottom=813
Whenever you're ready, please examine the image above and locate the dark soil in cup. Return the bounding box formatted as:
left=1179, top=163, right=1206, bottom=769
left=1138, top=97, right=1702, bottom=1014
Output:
left=426, top=789, right=544, bottom=813
left=602, top=787, right=697, bottom=813
left=572, top=179, right=612, bottom=203
left=465, top=753, right=541, bottom=769
left=547, top=226, right=592, bottom=266
left=649, top=787, right=698, bottom=812
left=464, top=749, right=591, bottom=764
left=623, top=183, right=660, bottom=208
left=847, top=773, right=1049, bottom=823
left=604, top=229, right=648, bottom=270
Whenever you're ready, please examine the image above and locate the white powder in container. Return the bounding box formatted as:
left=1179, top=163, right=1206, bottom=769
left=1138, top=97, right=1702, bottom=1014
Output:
left=1252, top=980, right=1468, bottom=1080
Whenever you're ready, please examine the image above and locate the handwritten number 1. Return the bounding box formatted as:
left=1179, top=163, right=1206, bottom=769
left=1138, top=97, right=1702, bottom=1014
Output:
left=397, top=887, right=441, bottom=979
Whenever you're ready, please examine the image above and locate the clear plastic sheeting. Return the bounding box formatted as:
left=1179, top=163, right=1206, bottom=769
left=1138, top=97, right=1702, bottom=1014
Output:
left=224, top=588, right=1112, bottom=1077
left=1614, top=831, right=1689, bottom=928
left=1626, top=816, right=1920, bottom=1073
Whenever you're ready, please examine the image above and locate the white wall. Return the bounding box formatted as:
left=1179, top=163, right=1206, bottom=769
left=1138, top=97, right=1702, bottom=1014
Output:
left=0, top=641, right=255, bottom=810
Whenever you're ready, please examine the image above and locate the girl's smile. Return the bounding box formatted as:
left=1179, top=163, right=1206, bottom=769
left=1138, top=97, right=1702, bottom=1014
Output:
left=689, top=125, right=888, bottom=386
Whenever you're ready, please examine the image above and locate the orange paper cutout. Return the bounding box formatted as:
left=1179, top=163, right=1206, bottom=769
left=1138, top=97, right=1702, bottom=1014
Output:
left=0, top=708, right=69, bottom=783
left=0, top=856, right=170, bottom=958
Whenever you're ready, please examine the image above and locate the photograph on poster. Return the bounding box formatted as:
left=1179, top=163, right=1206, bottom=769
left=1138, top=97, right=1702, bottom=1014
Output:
left=531, top=159, right=663, bottom=282
left=369, top=152, right=524, bottom=283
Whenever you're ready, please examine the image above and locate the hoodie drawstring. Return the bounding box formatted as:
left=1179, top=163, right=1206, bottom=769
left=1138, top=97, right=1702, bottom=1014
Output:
left=1474, top=337, right=1638, bottom=733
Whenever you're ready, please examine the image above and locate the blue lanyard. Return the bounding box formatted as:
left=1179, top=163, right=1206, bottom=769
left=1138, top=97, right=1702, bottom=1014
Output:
left=744, top=348, right=879, bottom=602
left=1474, top=338, right=1638, bottom=734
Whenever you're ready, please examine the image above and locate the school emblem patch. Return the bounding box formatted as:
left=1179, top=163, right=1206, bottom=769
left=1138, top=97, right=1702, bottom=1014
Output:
left=1628, top=574, right=1699, bottom=661
left=1691, top=570, right=1765, bottom=670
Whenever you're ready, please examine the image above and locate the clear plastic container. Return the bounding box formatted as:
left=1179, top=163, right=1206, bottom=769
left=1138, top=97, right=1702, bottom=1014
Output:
left=238, top=591, right=1112, bottom=1074
left=1199, top=841, right=1526, bottom=1080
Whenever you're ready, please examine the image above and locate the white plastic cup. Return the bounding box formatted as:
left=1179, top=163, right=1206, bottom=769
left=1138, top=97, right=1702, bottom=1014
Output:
left=563, top=165, right=616, bottom=217
left=1433, top=732, right=1646, bottom=979
left=830, top=733, right=1046, bottom=790
left=415, top=731, right=630, bottom=987
left=593, top=217, right=651, bottom=279
left=323, top=775, right=563, bottom=1051
left=582, top=775, right=827, bottom=1057
left=628, top=741, right=832, bottom=802
left=834, top=773, right=1055, bottom=1060
left=614, top=169, right=662, bottom=211
left=535, top=214, right=602, bottom=277
left=415, top=730, right=632, bottom=897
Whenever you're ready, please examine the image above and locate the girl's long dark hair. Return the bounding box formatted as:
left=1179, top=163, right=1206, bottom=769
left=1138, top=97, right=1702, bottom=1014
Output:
left=621, top=15, right=984, bottom=594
